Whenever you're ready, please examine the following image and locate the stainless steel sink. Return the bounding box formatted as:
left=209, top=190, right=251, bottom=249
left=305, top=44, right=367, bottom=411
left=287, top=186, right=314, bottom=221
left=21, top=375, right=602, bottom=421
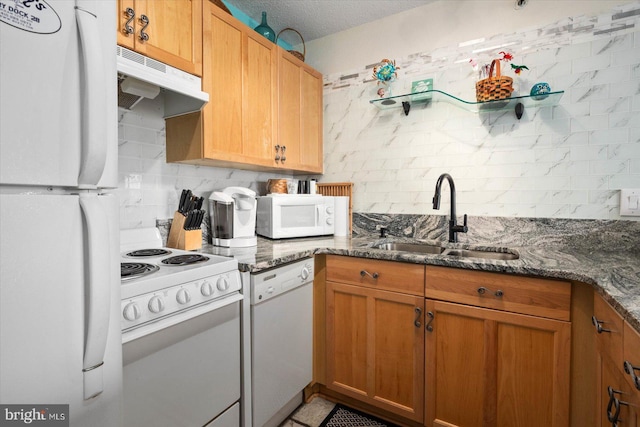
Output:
left=442, top=248, right=519, bottom=260
left=373, top=242, right=519, bottom=260
left=373, top=242, right=444, bottom=254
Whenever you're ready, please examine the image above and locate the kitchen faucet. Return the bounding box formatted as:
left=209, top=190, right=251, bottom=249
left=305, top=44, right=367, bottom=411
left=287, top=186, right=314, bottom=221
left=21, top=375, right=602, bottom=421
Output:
left=432, top=173, right=468, bottom=243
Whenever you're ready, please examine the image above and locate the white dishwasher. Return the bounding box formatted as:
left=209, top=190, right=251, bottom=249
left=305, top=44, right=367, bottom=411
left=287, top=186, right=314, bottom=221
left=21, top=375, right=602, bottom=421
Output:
left=250, top=258, right=314, bottom=427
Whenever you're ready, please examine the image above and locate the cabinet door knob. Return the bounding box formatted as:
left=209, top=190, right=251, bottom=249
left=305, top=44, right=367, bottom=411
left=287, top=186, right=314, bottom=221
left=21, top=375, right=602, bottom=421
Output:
left=592, top=316, right=611, bottom=334
left=123, top=7, right=135, bottom=35
left=360, top=270, right=379, bottom=280
left=274, top=145, right=280, bottom=162
left=414, top=307, right=422, bottom=328
left=425, top=311, right=434, bottom=332
left=624, top=360, right=640, bottom=390
left=138, top=14, right=149, bottom=42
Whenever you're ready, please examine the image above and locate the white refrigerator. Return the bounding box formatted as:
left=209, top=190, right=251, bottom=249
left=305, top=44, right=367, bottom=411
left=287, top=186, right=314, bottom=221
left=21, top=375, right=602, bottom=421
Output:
left=0, top=1, right=122, bottom=426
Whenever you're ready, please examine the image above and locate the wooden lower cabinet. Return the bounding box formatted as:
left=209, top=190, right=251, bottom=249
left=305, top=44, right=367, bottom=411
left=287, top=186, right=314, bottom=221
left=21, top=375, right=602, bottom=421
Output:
left=594, top=294, right=640, bottom=427
left=325, top=281, right=425, bottom=422
left=598, top=353, right=639, bottom=427
left=425, top=299, right=571, bottom=427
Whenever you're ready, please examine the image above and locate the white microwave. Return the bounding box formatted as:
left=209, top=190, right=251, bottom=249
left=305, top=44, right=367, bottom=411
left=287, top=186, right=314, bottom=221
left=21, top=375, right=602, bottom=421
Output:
left=256, top=195, right=335, bottom=239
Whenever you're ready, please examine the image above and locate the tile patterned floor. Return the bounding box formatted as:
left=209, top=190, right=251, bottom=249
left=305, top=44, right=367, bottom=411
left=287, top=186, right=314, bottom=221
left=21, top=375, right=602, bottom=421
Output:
left=280, top=397, right=336, bottom=427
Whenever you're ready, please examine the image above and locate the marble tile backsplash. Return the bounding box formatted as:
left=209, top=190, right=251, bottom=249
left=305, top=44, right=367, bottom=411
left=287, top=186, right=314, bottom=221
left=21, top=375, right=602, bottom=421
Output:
left=117, top=98, right=290, bottom=230
left=117, top=2, right=640, bottom=228
left=321, top=2, right=640, bottom=220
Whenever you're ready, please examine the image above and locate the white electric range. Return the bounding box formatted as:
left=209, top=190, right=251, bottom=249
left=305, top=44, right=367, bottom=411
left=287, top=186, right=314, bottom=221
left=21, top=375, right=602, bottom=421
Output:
left=120, top=227, right=242, bottom=427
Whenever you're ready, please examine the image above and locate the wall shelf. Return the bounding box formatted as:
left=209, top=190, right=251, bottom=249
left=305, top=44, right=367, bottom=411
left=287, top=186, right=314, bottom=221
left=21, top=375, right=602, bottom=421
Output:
left=369, top=89, right=564, bottom=119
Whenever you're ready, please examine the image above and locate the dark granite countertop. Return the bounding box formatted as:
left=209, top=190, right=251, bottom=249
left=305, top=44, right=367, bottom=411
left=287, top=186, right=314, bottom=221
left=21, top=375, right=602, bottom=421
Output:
left=157, top=214, right=638, bottom=333
left=198, top=231, right=640, bottom=334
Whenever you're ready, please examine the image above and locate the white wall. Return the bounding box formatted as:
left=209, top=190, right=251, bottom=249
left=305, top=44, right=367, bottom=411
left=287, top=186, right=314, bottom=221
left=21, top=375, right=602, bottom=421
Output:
left=319, top=1, right=640, bottom=219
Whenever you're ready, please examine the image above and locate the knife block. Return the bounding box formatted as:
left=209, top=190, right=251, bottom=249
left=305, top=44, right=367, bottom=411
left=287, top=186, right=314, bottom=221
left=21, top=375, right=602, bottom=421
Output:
left=167, top=211, right=202, bottom=251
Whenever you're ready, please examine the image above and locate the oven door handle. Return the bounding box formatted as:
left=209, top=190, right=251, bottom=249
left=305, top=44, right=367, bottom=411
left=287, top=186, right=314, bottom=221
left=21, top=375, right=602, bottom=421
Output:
left=79, top=193, right=111, bottom=400
left=122, top=293, right=243, bottom=344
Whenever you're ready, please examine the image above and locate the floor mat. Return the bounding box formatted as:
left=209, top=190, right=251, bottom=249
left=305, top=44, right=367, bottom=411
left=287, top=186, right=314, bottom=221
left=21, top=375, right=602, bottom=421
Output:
left=318, top=403, right=401, bottom=427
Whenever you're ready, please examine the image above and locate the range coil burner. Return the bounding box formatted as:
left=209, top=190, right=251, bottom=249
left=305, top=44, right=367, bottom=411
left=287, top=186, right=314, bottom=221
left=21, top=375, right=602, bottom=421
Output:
left=126, top=248, right=172, bottom=257
left=161, top=254, right=210, bottom=266
left=121, top=262, right=160, bottom=281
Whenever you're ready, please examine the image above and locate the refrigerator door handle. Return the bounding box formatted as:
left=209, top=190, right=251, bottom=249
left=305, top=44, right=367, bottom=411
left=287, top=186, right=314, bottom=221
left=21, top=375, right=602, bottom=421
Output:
left=75, top=4, right=108, bottom=189
left=79, top=194, right=111, bottom=400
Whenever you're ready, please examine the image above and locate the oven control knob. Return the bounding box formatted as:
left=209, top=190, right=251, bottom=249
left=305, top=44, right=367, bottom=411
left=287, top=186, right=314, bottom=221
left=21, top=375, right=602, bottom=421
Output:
left=301, top=266, right=311, bottom=281
left=148, top=296, right=165, bottom=313
left=217, top=277, right=229, bottom=292
left=176, top=288, right=191, bottom=305
left=326, top=218, right=334, bottom=225
left=326, top=206, right=334, bottom=214
left=201, top=281, right=214, bottom=297
left=123, top=302, right=141, bottom=321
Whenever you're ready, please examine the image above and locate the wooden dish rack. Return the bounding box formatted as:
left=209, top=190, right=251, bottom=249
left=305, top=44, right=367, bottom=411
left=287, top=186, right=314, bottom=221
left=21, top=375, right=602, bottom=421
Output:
left=316, top=182, right=353, bottom=234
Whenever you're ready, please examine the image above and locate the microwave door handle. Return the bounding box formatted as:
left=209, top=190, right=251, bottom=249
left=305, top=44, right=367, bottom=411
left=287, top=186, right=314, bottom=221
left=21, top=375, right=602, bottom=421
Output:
left=316, top=205, right=320, bottom=225
left=79, top=194, right=111, bottom=400
left=76, top=5, right=108, bottom=188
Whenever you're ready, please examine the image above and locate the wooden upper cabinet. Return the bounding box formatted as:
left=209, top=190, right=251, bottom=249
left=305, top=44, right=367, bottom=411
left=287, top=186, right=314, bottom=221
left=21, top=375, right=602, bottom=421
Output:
left=165, top=2, right=322, bottom=173
left=166, top=1, right=277, bottom=169
left=116, top=0, right=203, bottom=76
left=278, top=49, right=324, bottom=173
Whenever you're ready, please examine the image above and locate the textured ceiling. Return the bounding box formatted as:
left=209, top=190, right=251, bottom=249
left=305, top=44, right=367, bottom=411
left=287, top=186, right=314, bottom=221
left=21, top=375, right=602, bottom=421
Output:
left=223, top=0, right=434, bottom=45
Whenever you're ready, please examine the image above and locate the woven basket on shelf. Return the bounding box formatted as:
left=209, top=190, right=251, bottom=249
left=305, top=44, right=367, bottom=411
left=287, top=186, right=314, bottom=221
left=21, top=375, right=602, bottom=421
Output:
left=475, top=59, right=514, bottom=102
left=276, top=28, right=305, bottom=62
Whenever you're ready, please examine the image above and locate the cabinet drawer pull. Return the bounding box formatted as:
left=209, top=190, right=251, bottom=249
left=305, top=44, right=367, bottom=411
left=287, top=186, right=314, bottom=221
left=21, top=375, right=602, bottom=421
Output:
left=123, top=7, right=135, bottom=35
left=425, top=311, right=434, bottom=332
left=414, top=307, right=422, bottom=328
left=624, top=360, right=640, bottom=390
left=607, top=386, right=628, bottom=426
left=592, top=316, right=611, bottom=334
left=138, top=14, right=149, bottom=42
left=477, top=286, right=504, bottom=298
left=360, top=270, right=378, bottom=280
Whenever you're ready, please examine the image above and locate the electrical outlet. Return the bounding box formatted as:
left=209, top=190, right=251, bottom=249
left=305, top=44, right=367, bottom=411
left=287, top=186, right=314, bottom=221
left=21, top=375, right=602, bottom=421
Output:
left=620, top=189, right=640, bottom=216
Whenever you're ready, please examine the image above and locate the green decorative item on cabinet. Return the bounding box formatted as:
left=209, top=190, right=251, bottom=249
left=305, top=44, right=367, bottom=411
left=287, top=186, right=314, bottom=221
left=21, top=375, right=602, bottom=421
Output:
left=254, top=11, right=276, bottom=42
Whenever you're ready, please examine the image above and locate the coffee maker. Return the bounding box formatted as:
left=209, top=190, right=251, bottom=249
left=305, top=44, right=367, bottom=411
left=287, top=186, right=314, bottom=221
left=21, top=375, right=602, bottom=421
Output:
left=208, top=187, right=257, bottom=247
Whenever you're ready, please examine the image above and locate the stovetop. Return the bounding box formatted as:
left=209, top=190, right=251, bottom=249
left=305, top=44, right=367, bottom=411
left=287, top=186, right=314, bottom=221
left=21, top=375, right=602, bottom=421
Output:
left=119, top=228, right=241, bottom=333
left=120, top=245, right=238, bottom=298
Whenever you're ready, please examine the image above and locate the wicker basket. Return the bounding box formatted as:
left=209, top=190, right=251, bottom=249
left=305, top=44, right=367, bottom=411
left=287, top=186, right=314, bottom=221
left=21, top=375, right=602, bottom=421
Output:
left=267, top=179, right=288, bottom=194
left=475, top=59, right=514, bottom=102
left=276, top=28, right=305, bottom=62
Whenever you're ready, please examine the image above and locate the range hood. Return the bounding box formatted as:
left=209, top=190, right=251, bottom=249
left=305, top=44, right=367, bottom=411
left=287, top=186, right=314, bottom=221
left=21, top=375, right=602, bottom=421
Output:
left=116, top=46, right=208, bottom=118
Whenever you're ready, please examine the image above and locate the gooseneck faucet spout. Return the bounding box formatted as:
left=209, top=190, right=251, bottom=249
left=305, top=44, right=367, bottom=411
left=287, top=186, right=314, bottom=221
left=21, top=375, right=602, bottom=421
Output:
left=432, top=173, right=468, bottom=243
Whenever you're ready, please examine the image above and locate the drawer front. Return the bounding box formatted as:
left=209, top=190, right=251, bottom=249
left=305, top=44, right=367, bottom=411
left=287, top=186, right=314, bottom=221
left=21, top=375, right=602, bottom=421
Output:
left=624, top=322, right=640, bottom=396
left=425, top=266, right=571, bottom=321
left=593, top=294, right=624, bottom=365
left=325, top=255, right=425, bottom=296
